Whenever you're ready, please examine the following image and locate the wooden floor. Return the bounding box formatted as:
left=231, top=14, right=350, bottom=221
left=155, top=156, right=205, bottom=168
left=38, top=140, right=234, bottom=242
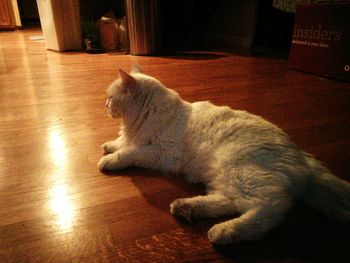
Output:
left=0, top=28, right=349, bottom=262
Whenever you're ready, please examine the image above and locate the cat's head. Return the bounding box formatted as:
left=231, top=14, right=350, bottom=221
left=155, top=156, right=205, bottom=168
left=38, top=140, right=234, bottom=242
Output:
left=105, top=65, right=178, bottom=119
left=105, top=65, right=142, bottom=118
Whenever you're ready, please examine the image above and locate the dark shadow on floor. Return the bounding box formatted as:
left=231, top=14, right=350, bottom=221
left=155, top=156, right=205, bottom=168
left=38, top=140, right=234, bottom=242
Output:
left=213, top=205, right=350, bottom=262
left=156, top=51, right=228, bottom=61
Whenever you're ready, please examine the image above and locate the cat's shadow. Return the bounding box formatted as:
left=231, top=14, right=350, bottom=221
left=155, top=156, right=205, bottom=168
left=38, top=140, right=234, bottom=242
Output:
left=104, top=169, right=350, bottom=262
left=103, top=167, right=206, bottom=213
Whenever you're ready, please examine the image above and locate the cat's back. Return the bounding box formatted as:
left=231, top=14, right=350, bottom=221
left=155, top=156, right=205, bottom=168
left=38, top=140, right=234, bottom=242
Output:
left=190, top=101, right=252, bottom=127
left=191, top=101, right=264, bottom=123
left=183, top=100, right=306, bottom=184
left=189, top=101, right=284, bottom=143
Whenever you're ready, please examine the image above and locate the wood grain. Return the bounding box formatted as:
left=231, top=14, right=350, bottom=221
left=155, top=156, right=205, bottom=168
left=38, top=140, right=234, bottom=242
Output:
left=0, top=27, right=349, bottom=262
left=0, top=0, right=14, bottom=30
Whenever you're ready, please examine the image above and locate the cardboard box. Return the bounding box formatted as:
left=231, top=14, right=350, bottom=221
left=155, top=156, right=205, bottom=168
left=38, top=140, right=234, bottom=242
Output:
left=288, top=3, right=350, bottom=81
left=98, top=17, right=119, bottom=51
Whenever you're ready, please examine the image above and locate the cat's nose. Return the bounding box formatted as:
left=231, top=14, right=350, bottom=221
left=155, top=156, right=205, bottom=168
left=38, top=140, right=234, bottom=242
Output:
left=105, top=99, right=109, bottom=108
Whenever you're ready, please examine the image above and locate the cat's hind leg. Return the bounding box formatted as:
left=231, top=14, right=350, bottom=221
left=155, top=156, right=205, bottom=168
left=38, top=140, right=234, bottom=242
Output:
left=207, top=201, right=291, bottom=244
left=170, top=194, right=237, bottom=222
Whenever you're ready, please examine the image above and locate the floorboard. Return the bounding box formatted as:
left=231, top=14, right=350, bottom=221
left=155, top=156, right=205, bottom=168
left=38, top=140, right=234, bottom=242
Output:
left=0, top=28, right=349, bottom=262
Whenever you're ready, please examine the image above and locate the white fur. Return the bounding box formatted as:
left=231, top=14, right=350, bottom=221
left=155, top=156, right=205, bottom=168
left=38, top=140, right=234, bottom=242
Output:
left=99, top=67, right=350, bottom=244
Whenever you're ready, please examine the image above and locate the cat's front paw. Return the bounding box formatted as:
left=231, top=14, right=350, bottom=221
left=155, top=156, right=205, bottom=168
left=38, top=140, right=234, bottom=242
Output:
left=170, top=199, right=193, bottom=222
left=208, top=223, right=239, bottom=245
left=101, top=141, right=118, bottom=154
left=98, top=153, right=126, bottom=172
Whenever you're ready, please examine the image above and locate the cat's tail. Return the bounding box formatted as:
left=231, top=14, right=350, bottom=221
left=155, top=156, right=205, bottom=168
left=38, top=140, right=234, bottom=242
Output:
left=303, top=153, right=350, bottom=224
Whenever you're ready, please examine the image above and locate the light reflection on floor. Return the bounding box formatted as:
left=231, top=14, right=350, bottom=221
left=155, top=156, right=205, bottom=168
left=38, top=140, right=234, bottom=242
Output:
left=48, top=126, right=76, bottom=231
left=49, top=128, right=67, bottom=167
left=49, top=184, right=76, bottom=232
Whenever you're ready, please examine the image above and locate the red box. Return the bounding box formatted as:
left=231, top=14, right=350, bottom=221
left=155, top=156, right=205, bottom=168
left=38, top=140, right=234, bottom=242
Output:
left=288, top=3, right=350, bottom=82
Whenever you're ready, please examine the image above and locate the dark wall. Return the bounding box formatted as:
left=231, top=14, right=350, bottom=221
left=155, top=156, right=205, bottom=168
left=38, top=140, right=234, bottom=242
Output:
left=80, top=0, right=125, bottom=19
left=254, top=0, right=295, bottom=49
left=160, top=0, right=221, bottom=50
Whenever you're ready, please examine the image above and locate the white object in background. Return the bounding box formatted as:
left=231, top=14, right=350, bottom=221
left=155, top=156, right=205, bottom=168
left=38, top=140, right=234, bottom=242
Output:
left=36, top=0, right=82, bottom=51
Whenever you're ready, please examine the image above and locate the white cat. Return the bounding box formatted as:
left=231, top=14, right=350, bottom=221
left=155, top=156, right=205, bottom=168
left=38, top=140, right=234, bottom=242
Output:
left=98, top=66, right=350, bottom=244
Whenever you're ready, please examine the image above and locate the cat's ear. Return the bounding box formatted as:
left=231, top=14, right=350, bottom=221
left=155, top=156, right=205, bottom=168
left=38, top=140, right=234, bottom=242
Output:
left=130, top=64, right=142, bottom=74
left=118, top=69, right=137, bottom=93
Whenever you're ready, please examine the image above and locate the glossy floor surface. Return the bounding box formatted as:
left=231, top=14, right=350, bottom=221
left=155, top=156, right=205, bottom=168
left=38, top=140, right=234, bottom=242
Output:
left=0, top=28, right=349, bottom=262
